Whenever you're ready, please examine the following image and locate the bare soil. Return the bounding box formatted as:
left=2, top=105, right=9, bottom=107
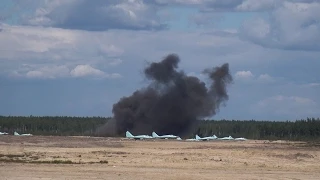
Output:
left=0, top=135, right=319, bottom=180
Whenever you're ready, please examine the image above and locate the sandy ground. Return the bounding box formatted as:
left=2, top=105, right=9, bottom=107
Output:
left=0, top=135, right=319, bottom=180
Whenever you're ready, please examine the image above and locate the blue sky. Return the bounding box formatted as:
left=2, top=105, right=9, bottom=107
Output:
left=0, top=0, right=319, bottom=120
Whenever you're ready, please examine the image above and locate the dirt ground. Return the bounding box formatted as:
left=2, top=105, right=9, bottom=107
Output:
left=0, top=135, right=319, bottom=180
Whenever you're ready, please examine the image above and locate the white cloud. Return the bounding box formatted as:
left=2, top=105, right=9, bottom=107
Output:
left=257, top=74, right=273, bottom=82
left=10, top=65, right=70, bottom=79
left=235, top=70, right=254, bottom=79
left=0, top=24, right=124, bottom=75
left=236, top=0, right=278, bottom=11
left=240, top=1, right=320, bottom=51
left=99, top=45, right=124, bottom=57
left=0, top=23, right=257, bottom=77
left=9, top=64, right=121, bottom=79
left=153, top=0, right=317, bottom=13
left=153, top=0, right=205, bottom=5
left=70, top=65, right=105, bottom=78
left=235, top=71, right=276, bottom=84
left=1, top=22, right=318, bottom=83
left=0, top=24, right=77, bottom=54
left=5, top=0, right=166, bottom=31
left=180, top=0, right=280, bottom=12
left=70, top=65, right=122, bottom=79
left=0, top=0, right=319, bottom=120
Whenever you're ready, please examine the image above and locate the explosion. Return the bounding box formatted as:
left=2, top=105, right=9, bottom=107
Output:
left=101, top=54, right=232, bottom=136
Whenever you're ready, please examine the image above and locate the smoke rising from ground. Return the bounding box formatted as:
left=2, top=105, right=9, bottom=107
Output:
left=102, top=54, right=232, bottom=136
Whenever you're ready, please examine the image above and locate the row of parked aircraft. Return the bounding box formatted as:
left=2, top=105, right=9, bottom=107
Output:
left=0, top=132, right=9, bottom=135
left=0, top=131, right=33, bottom=136
left=125, top=131, right=247, bottom=141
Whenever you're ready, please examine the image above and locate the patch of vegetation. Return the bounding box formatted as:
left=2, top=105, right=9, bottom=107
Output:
left=0, top=154, right=25, bottom=158
left=36, top=160, right=75, bottom=164
left=0, top=158, right=27, bottom=163
left=91, top=150, right=128, bottom=155
left=270, top=152, right=314, bottom=160
left=1, top=116, right=320, bottom=141
left=0, top=153, right=110, bottom=165
left=99, top=160, right=108, bottom=164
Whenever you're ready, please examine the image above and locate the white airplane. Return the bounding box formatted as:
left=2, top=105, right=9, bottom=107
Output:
left=234, top=137, right=247, bottom=141
left=125, top=131, right=153, bottom=140
left=218, top=135, right=234, bottom=140
left=152, top=131, right=181, bottom=140
left=195, top=134, right=218, bottom=141
left=14, top=131, right=33, bottom=136
left=0, top=132, right=9, bottom=135
left=185, top=136, right=199, bottom=141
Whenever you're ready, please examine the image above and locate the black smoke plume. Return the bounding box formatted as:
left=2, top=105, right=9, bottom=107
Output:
left=105, top=54, right=232, bottom=136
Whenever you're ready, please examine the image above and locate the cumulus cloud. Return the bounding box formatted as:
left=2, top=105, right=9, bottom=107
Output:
left=235, top=70, right=254, bottom=79
left=70, top=65, right=105, bottom=78
left=10, top=65, right=70, bottom=79
left=240, top=1, right=320, bottom=51
left=183, top=0, right=280, bottom=12
left=1, top=22, right=318, bottom=83
left=9, top=64, right=121, bottom=79
left=0, top=24, right=125, bottom=76
left=0, top=23, right=259, bottom=78
left=153, top=0, right=312, bottom=12
left=257, top=74, right=274, bottom=82
left=4, top=0, right=166, bottom=31
left=235, top=0, right=278, bottom=11
left=151, top=0, right=205, bottom=5
left=254, top=95, right=319, bottom=119
left=70, top=64, right=121, bottom=79
left=0, top=0, right=319, bottom=120
left=235, top=71, right=274, bottom=83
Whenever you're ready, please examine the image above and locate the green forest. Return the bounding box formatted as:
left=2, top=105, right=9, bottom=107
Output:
left=0, top=116, right=320, bottom=141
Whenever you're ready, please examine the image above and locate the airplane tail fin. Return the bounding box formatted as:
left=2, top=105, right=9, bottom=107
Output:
left=195, top=135, right=201, bottom=140
left=14, top=131, right=19, bottom=136
left=126, top=131, right=134, bottom=138
left=152, top=132, right=159, bottom=138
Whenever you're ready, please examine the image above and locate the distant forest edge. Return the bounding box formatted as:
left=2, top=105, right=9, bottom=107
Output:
left=0, top=116, right=320, bottom=141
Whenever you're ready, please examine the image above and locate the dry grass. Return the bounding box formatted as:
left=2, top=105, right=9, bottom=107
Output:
left=0, top=135, right=320, bottom=180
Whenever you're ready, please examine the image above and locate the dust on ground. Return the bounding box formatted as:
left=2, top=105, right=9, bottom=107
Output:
left=0, top=135, right=319, bottom=180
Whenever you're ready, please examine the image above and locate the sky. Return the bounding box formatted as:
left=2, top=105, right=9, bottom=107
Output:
left=0, top=0, right=319, bottom=121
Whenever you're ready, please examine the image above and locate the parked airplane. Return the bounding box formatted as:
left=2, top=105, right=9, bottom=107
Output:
left=14, top=131, right=33, bottom=136
left=125, top=131, right=153, bottom=140
left=0, top=132, right=9, bottom=135
left=234, top=137, right=247, bottom=141
left=152, top=132, right=181, bottom=140
left=195, top=134, right=218, bottom=141
left=185, top=136, right=199, bottom=141
left=218, top=135, right=234, bottom=140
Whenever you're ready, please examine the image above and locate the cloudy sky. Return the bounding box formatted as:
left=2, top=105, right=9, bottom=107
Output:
left=0, top=0, right=319, bottom=120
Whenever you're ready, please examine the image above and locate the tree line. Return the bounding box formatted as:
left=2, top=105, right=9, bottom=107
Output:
left=194, top=118, right=320, bottom=141
left=0, top=116, right=319, bottom=141
left=0, top=116, right=109, bottom=136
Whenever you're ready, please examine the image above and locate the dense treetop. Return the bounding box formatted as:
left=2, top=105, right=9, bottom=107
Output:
left=0, top=116, right=319, bottom=141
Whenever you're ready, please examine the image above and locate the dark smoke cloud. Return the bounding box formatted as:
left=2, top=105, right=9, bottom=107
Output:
left=105, top=54, right=232, bottom=136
